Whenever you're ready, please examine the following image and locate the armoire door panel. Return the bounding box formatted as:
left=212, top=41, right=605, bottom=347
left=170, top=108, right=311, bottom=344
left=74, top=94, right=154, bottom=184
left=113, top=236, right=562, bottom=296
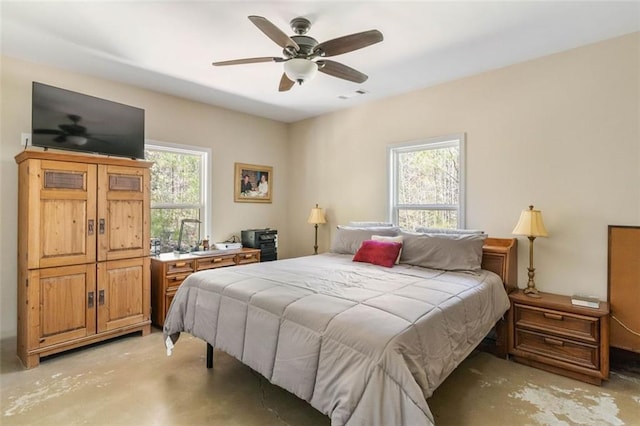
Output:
left=107, top=199, right=145, bottom=254
left=97, top=257, right=150, bottom=333
left=41, top=199, right=87, bottom=258
left=97, top=165, right=150, bottom=261
left=31, top=160, right=97, bottom=269
left=32, top=264, right=97, bottom=348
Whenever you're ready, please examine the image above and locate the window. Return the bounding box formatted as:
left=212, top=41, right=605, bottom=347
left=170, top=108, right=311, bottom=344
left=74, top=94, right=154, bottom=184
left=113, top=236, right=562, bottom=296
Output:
left=388, top=134, right=465, bottom=231
left=145, top=141, right=210, bottom=253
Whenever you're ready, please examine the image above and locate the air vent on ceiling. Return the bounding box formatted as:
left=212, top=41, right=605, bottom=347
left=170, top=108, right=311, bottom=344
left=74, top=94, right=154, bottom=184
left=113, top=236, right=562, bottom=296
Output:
left=338, top=89, right=369, bottom=100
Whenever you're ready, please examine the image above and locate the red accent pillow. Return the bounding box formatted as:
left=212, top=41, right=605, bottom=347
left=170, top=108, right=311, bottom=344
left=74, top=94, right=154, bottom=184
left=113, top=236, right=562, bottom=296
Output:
left=353, top=240, right=403, bottom=268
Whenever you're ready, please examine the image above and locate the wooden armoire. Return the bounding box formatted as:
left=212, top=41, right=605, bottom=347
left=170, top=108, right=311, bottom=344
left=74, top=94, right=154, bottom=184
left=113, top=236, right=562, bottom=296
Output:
left=15, top=150, right=153, bottom=368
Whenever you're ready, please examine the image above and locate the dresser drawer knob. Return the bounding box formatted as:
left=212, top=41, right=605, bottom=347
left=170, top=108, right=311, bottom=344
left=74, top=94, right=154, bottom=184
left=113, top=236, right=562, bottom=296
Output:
left=171, top=275, right=188, bottom=281
left=543, top=312, right=564, bottom=321
left=544, top=337, right=565, bottom=346
left=175, top=262, right=187, bottom=268
left=245, top=254, right=253, bottom=259
left=213, top=258, right=223, bottom=263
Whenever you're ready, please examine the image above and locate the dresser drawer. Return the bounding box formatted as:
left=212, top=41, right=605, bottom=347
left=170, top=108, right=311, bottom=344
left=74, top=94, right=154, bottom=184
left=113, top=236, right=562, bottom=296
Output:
left=514, top=303, right=598, bottom=343
left=151, top=249, right=261, bottom=327
left=514, top=328, right=599, bottom=370
left=196, top=255, right=236, bottom=270
left=166, top=259, right=195, bottom=275
left=165, top=273, right=190, bottom=291
left=237, top=251, right=260, bottom=265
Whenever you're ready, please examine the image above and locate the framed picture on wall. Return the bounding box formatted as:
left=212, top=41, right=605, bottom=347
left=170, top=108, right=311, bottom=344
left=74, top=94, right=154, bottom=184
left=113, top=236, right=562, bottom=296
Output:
left=234, top=162, right=273, bottom=203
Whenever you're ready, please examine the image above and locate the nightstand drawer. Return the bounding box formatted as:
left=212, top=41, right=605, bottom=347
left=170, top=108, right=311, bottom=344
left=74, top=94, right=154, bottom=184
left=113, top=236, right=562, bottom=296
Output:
left=196, top=255, right=236, bottom=270
left=514, top=328, right=599, bottom=370
left=514, top=303, right=598, bottom=343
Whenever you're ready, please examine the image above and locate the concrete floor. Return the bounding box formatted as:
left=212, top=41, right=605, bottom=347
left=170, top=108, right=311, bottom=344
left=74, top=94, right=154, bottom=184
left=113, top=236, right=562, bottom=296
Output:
left=1, top=329, right=638, bottom=425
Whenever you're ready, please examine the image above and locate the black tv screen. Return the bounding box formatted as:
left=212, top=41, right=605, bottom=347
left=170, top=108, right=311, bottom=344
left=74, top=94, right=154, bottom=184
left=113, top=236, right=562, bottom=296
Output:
left=32, top=82, right=145, bottom=159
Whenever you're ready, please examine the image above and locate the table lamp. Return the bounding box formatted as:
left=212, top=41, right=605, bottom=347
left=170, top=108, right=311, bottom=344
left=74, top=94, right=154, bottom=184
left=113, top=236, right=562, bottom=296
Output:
left=307, top=204, right=326, bottom=255
left=512, top=205, right=548, bottom=297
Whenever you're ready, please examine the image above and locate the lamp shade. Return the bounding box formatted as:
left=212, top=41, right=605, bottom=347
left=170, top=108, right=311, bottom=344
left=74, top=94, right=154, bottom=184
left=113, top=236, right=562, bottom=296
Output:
left=284, top=58, right=318, bottom=84
left=307, top=204, right=326, bottom=225
left=512, top=205, right=548, bottom=237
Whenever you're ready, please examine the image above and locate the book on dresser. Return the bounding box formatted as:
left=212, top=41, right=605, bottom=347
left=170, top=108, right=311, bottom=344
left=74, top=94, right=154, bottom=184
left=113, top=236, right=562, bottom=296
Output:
left=571, top=294, right=601, bottom=308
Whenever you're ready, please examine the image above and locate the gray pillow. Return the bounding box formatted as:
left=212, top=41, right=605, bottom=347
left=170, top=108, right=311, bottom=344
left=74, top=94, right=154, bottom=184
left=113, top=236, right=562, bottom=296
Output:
left=399, top=231, right=487, bottom=271
left=330, top=226, right=401, bottom=255
left=415, top=227, right=484, bottom=235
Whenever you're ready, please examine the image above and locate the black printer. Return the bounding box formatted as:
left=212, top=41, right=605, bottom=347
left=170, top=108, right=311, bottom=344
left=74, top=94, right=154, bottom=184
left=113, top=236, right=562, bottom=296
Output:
left=241, top=228, right=277, bottom=262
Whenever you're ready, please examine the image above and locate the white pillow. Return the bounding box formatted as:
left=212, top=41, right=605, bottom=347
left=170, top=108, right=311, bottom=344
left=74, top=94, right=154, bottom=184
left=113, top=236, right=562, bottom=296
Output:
left=371, top=234, right=403, bottom=264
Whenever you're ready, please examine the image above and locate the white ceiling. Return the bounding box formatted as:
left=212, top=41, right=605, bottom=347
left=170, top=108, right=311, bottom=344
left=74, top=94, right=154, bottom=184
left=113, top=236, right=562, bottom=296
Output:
left=2, top=1, right=639, bottom=123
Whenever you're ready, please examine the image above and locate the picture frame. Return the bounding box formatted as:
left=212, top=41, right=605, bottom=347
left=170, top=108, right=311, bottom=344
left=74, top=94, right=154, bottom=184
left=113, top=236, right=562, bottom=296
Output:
left=234, top=162, right=273, bottom=203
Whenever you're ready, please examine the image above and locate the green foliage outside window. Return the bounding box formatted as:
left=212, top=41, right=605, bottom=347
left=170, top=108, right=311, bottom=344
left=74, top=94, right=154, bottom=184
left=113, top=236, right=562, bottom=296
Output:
left=146, top=148, right=204, bottom=253
left=393, top=143, right=460, bottom=231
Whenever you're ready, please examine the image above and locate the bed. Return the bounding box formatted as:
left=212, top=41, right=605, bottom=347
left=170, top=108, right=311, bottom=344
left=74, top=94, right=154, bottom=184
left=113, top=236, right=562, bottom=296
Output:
left=163, top=232, right=517, bottom=426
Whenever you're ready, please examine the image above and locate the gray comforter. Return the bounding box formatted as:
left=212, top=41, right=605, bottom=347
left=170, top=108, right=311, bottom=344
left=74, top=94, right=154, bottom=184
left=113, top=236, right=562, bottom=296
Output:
left=164, top=253, right=510, bottom=426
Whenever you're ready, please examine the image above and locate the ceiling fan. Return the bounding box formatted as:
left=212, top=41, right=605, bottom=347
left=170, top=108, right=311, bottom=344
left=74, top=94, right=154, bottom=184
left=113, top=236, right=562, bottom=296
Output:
left=33, top=114, right=107, bottom=146
left=212, top=16, right=383, bottom=92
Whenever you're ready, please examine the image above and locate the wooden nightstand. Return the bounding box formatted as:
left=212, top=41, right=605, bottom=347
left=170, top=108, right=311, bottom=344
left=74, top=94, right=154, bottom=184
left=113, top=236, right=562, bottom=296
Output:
left=508, top=290, right=610, bottom=385
left=151, top=248, right=260, bottom=327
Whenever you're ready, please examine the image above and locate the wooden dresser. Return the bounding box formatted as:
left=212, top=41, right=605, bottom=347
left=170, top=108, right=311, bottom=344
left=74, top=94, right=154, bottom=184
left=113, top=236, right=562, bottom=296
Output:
left=16, top=150, right=153, bottom=368
left=508, top=290, right=610, bottom=385
left=151, top=248, right=260, bottom=326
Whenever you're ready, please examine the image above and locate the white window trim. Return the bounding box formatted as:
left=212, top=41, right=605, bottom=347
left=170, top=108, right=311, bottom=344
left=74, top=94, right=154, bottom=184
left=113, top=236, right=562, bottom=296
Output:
left=145, top=139, right=212, bottom=239
left=387, top=133, right=466, bottom=228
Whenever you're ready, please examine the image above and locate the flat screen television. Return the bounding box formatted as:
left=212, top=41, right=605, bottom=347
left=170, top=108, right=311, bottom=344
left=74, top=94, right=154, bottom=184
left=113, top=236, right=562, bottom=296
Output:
left=32, top=82, right=145, bottom=159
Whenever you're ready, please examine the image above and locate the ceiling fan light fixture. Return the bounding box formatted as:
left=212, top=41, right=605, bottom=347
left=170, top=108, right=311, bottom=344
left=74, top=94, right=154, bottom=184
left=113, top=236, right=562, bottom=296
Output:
left=67, top=135, right=88, bottom=146
left=284, top=58, right=318, bottom=85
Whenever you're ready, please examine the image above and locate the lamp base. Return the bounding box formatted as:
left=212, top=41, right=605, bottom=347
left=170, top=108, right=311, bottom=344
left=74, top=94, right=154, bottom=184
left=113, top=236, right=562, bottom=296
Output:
left=523, top=286, right=541, bottom=298
left=523, top=265, right=541, bottom=298
left=313, top=223, right=319, bottom=255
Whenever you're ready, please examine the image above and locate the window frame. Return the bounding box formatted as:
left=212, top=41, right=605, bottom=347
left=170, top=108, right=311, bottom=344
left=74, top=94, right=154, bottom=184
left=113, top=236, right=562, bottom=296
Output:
left=145, top=140, right=212, bottom=240
left=387, top=133, right=466, bottom=229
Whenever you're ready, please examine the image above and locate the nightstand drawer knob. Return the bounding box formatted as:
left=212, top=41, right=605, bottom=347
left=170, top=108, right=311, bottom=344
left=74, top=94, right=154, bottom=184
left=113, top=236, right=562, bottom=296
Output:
left=543, top=312, right=564, bottom=321
left=544, top=337, right=565, bottom=346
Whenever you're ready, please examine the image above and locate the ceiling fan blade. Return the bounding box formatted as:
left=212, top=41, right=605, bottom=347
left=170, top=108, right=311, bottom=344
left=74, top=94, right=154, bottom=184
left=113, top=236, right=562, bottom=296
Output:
left=317, top=60, right=368, bottom=83
left=248, top=16, right=299, bottom=51
left=314, top=30, right=383, bottom=57
left=212, top=57, right=283, bottom=66
left=279, top=73, right=295, bottom=92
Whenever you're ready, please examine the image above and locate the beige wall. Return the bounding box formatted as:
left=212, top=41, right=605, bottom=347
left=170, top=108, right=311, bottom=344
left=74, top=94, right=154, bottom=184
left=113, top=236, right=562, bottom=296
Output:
left=0, top=57, right=290, bottom=339
left=1, top=33, right=638, bottom=339
left=288, top=33, right=640, bottom=300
